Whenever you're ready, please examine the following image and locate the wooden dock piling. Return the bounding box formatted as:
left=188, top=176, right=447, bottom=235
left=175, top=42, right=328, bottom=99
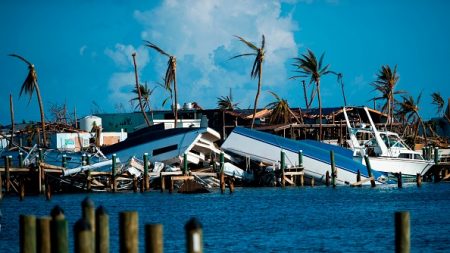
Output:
left=397, top=172, right=403, bottom=188
left=395, top=211, right=410, bottom=253
left=19, top=152, right=24, bottom=168
left=74, top=218, right=93, bottom=253
left=20, top=215, right=36, bottom=253
left=19, top=178, right=25, bottom=201
left=37, top=217, right=51, bottom=253
left=111, top=154, right=117, bottom=192
left=356, top=170, right=362, bottom=187
left=120, top=211, right=139, bottom=253
left=325, top=171, right=330, bottom=187
left=50, top=206, right=69, bottom=253
left=280, top=151, right=286, bottom=188
left=416, top=173, right=422, bottom=187
left=96, top=206, right=109, bottom=253
left=183, top=153, right=188, bottom=175
left=160, top=172, right=165, bottom=192
left=5, top=156, right=11, bottom=193
left=145, top=224, right=163, bottom=253
left=220, top=152, right=225, bottom=194
left=185, top=218, right=203, bottom=253
left=82, top=197, right=95, bottom=250
left=298, top=150, right=303, bottom=167
left=363, top=155, right=376, bottom=187
left=143, top=153, right=149, bottom=191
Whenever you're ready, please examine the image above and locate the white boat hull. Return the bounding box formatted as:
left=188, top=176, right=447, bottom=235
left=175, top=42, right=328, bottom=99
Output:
left=359, top=156, right=434, bottom=177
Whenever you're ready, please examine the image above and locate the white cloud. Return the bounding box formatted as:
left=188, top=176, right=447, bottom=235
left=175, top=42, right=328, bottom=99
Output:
left=80, top=45, right=87, bottom=56
left=107, top=72, right=135, bottom=104
left=132, top=0, right=299, bottom=108
left=104, top=44, right=150, bottom=71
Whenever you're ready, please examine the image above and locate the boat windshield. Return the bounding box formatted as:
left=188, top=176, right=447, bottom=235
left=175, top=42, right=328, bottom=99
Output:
left=380, top=134, right=406, bottom=148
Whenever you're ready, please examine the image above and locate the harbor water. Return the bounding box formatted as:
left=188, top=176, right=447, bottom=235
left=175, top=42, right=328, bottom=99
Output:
left=1, top=183, right=450, bottom=252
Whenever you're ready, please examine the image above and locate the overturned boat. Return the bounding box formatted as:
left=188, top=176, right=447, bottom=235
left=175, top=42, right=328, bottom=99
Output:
left=101, top=125, right=222, bottom=166
left=221, top=127, right=386, bottom=185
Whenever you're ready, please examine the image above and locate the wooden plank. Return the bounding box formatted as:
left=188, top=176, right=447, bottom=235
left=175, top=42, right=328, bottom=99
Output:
left=0, top=168, right=30, bottom=172
left=161, top=171, right=183, bottom=176
left=285, top=171, right=304, bottom=176
left=284, top=176, right=295, bottom=186
left=350, top=177, right=374, bottom=186
left=171, top=176, right=194, bottom=181
left=191, top=172, right=217, bottom=177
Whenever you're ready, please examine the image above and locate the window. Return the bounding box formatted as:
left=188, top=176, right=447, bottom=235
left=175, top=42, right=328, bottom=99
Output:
left=398, top=153, right=410, bottom=159
left=152, top=144, right=178, bottom=156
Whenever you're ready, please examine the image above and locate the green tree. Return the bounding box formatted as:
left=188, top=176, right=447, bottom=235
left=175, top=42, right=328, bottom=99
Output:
left=292, top=49, right=332, bottom=140
left=145, top=42, right=179, bottom=127
left=266, top=91, right=301, bottom=125
left=371, top=65, right=405, bottom=128
left=131, top=82, right=157, bottom=123
left=230, top=35, right=265, bottom=129
left=9, top=54, right=47, bottom=147
left=399, top=93, right=427, bottom=145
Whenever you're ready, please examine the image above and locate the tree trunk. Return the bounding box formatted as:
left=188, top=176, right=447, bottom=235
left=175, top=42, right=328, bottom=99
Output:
left=173, top=68, right=178, bottom=128
left=317, top=81, right=323, bottom=141
left=132, top=53, right=151, bottom=127
left=9, top=94, right=15, bottom=148
left=417, top=114, right=428, bottom=145
left=35, top=84, right=47, bottom=147
left=251, top=67, right=262, bottom=129
left=302, top=80, right=309, bottom=109
left=341, top=82, right=347, bottom=106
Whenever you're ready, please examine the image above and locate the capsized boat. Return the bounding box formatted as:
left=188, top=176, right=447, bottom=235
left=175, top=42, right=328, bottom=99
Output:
left=343, top=106, right=434, bottom=180
left=101, top=125, right=222, bottom=166
left=221, top=127, right=387, bottom=185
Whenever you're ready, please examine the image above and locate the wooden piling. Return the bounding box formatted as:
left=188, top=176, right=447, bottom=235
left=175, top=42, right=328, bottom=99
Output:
left=185, top=218, right=203, bottom=253
left=395, top=211, right=410, bottom=253
left=280, top=151, right=286, bottom=188
left=45, top=183, right=51, bottom=201
left=416, top=173, right=422, bottom=187
left=397, top=172, right=403, bottom=188
left=120, top=211, right=139, bottom=253
left=357, top=170, right=362, bottom=187
left=111, top=154, right=117, bottom=192
left=330, top=150, right=336, bottom=187
left=0, top=165, right=2, bottom=199
left=363, top=155, right=376, bottom=187
left=169, top=176, right=174, bottom=193
left=133, top=177, right=138, bottom=193
left=5, top=156, right=10, bottom=193
left=229, top=177, right=235, bottom=193
left=19, top=178, right=25, bottom=201
left=220, top=152, right=225, bottom=194
left=434, top=147, right=439, bottom=165
left=50, top=206, right=69, bottom=253
left=325, top=171, right=330, bottom=187
left=310, top=177, right=315, bottom=187
left=298, top=150, right=303, bottom=167
left=300, top=174, right=304, bottom=187
left=82, top=197, right=95, bottom=251
left=96, top=206, right=109, bottom=253
left=74, top=218, right=93, bottom=253
left=19, top=152, right=24, bottom=168
left=39, top=148, right=44, bottom=162
left=145, top=224, right=163, bottom=253
left=37, top=217, right=51, bottom=253
left=160, top=173, right=165, bottom=192
left=20, top=215, right=36, bottom=253
left=143, top=153, right=149, bottom=191
left=86, top=155, right=92, bottom=192
left=183, top=153, right=188, bottom=175
left=62, top=155, right=67, bottom=168
left=38, top=160, right=43, bottom=194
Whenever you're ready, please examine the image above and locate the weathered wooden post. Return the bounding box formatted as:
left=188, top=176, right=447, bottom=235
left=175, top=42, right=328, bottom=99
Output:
left=96, top=206, right=109, bottom=253
left=82, top=197, right=95, bottom=251
left=74, top=218, right=93, bottom=253
left=111, top=154, right=117, bottom=192
left=20, top=215, right=37, bottom=253
left=356, top=170, right=362, bottom=187
left=330, top=150, right=336, bottom=187
left=145, top=224, right=163, bottom=253
left=280, top=151, right=286, bottom=188
left=325, top=171, right=330, bottom=187
left=19, top=178, right=25, bottom=201
left=39, top=148, right=44, bottom=162
left=228, top=177, right=235, bottom=193
left=422, top=147, right=426, bottom=160
left=397, top=172, right=403, bottom=188
left=19, top=152, right=24, bottom=168
left=434, top=147, right=439, bottom=165
left=120, top=211, right=139, bottom=253
left=160, top=172, right=165, bottom=192
left=86, top=155, right=92, bottom=192
left=37, top=156, right=43, bottom=194
left=300, top=173, right=304, bottom=187
left=50, top=206, right=69, bottom=253
left=46, top=182, right=52, bottom=201
left=310, top=177, right=315, bottom=187
left=62, top=154, right=67, bottom=168
left=395, top=211, right=410, bottom=253
left=5, top=156, right=10, bottom=193
left=220, top=152, right=225, bottom=194
left=37, top=217, right=51, bottom=253
left=169, top=176, right=174, bottom=193
left=143, top=153, right=149, bottom=191
left=416, top=173, right=422, bottom=187
left=185, top=218, right=203, bottom=253
left=298, top=150, right=303, bottom=167
left=183, top=153, right=188, bottom=175
left=364, top=155, right=376, bottom=187
left=133, top=177, right=138, bottom=193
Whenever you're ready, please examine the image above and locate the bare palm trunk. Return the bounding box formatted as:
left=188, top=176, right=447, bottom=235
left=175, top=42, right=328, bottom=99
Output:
left=317, top=80, right=323, bottom=141
left=34, top=85, right=47, bottom=147
left=301, top=80, right=309, bottom=109
left=417, top=113, right=428, bottom=145
left=173, top=70, right=178, bottom=128
left=132, top=53, right=151, bottom=127
left=251, top=69, right=262, bottom=129
left=307, top=86, right=317, bottom=109
left=341, top=83, right=347, bottom=106
left=9, top=94, right=15, bottom=148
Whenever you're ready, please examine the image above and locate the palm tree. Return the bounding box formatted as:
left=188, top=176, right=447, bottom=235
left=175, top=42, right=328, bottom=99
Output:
left=131, top=83, right=157, bottom=123
left=292, top=49, right=332, bottom=140
left=336, top=73, right=347, bottom=106
left=399, top=93, right=428, bottom=145
left=230, top=35, right=265, bottom=129
left=266, top=91, right=301, bottom=125
left=9, top=94, right=15, bottom=148
left=432, top=92, right=450, bottom=123
left=144, top=42, right=179, bottom=127
left=9, top=54, right=47, bottom=147
left=217, top=95, right=239, bottom=111
left=371, top=65, right=405, bottom=128
left=132, top=53, right=151, bottom=127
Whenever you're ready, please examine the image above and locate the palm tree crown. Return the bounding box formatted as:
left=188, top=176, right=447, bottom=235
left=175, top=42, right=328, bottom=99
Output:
left=217, top=96, right=239, bottom=111
left=230, top=35, right=265, bottom=129
left=399, top=93, right=427, bottom=145
left=266, top=91, right=301, bottom=125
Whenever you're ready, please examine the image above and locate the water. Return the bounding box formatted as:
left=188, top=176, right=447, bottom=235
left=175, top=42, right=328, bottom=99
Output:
left=1, top=183, right=450, bottom=252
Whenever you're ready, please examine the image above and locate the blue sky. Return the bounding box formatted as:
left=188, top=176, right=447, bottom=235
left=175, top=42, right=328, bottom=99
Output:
left=1, top=0, right=449, bottom=125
